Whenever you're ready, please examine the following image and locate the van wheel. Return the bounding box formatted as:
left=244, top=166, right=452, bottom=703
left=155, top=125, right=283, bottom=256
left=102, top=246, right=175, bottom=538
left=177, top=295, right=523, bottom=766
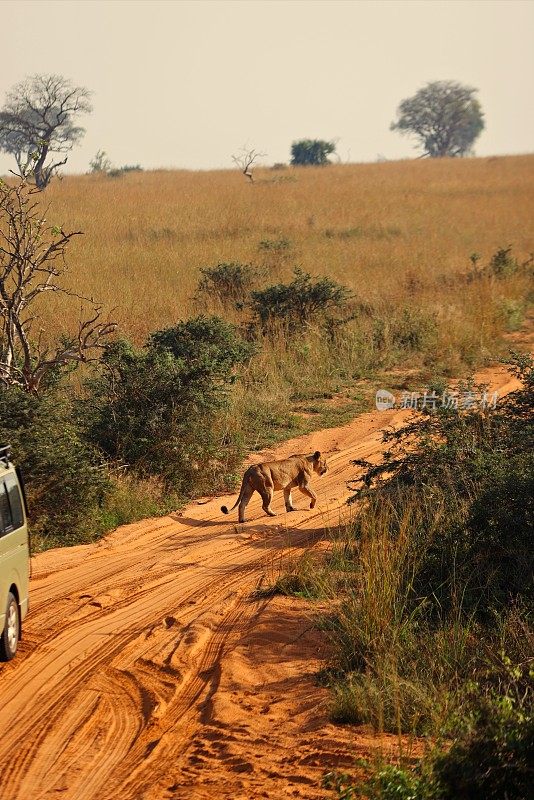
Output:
left=0, top=592, right=19, bottom=661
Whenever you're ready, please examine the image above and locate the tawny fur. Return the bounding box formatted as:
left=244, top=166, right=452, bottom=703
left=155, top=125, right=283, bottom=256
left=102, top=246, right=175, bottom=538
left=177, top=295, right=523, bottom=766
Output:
left=221, top=450, right=328, bottom=523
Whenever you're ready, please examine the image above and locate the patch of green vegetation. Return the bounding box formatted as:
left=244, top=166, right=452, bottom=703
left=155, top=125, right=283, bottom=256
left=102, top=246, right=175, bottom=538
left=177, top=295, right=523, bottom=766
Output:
left=324, top=671, right=534, bottom=800
left=258, top=236, right=292, bottom=252
left=275, top=353, right=533, bottom=795
left=325, top=225, right=402, bottom=241
left=254, top=572, right=323, bottom=600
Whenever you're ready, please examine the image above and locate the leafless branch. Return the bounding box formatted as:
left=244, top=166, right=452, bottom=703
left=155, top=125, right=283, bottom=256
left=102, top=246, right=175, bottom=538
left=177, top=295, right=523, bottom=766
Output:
left=0, top=175, right=116, bottom=393
left=232, top=145, right=266, bottom=183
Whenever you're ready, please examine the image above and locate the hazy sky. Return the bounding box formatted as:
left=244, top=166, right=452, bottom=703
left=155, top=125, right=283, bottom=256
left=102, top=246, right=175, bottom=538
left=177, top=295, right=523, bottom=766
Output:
left=1, top=0, right=533, bottom=172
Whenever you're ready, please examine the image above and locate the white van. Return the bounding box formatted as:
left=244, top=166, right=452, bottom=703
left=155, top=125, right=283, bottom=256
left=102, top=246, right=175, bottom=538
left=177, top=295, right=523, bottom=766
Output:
left=0, top=446, right=29, bottom=661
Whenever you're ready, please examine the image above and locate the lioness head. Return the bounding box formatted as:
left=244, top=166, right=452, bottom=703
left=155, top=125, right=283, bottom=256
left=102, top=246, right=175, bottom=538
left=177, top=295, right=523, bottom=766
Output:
left=312, top=450, right=328, bottom=475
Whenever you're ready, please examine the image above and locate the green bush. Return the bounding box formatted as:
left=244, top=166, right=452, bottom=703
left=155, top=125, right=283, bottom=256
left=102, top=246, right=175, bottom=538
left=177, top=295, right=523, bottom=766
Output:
left=196, top=262, right=257, bottom=306
left=324, top=763, right=428, bottom=800
left=290, top=138, right=336, bottom=166
left=468, top=246, right=532, bottom=282
left=258, top=237, right=291, bottom=252
left=0, top=386, right=109, bottom=547
left=351, top=353, right=534, bottom=617
left=108, top=164, right=143, bottom=178
left=317, top=353, right=534, bottom=746
left=488, top=245, right=519, bottom=278
left=432, top=689, right=534, bottom=800
left=85, top=316, right=255, bottom=496
left=325, top=682, right=533, bottom=800
left=373, top=307, right=438, bottom=355
left=250, top=268, right=353, bottom=335
left=498, top=298, right=524, bottom=331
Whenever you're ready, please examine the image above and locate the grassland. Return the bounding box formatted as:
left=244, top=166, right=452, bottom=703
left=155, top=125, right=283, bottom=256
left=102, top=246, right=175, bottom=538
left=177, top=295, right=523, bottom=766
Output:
left=2, top=154, right=532, bottom=549
left=14, top=155, right=532, bottom=794
left=23, top=153, right=529, bottom=461
left=41, top=154, right=533, bottom=347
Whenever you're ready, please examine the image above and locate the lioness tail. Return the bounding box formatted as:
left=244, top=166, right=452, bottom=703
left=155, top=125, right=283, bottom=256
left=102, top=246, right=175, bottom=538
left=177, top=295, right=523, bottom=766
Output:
left=221, top=474, right=247, bottom=516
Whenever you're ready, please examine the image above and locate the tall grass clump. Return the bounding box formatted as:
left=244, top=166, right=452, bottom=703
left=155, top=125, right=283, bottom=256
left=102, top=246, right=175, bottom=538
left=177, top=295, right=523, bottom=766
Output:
left=316, top=355, right=534, bottom=795
left=328, top=354, right=533, bottom=723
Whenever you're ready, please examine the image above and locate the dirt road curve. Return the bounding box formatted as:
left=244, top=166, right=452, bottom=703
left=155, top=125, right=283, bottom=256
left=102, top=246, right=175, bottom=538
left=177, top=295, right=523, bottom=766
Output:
left=0, top=347, right=529, bottom=800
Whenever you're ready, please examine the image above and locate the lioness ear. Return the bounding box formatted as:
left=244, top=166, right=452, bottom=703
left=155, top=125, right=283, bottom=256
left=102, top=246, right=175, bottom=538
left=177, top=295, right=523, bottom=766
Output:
left=313, top=450, right=321, bottom=460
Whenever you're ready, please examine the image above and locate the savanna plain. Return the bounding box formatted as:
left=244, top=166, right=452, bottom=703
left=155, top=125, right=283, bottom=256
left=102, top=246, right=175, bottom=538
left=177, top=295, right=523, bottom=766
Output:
left=0, top=154, right=533, bottom=799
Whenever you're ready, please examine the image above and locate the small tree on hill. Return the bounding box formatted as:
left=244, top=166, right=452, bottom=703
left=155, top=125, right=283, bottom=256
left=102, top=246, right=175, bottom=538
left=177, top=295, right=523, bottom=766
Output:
left=0, top=74, right=92, bottom=188
left=232, top=145, right=266, bottom=183
left=391, top=80, right=484, bottom=158
left=290, top=139, right=336, bottom=166
left=89, top=150, right=112, bottom=174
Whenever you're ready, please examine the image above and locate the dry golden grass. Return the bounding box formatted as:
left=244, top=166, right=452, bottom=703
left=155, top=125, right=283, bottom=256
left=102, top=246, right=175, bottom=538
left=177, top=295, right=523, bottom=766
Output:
left=39, top=154, right=534, bottom=343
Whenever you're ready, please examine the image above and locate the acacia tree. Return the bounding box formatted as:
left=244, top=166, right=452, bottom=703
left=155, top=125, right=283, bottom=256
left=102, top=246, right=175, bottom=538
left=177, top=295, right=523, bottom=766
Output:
left=391, top=81, right=484, bottom=158
left=0, top=176, right=115, bottom=394
left=0, top=75, right=92, bottom=189
left=290, top=139, right=336, bottom=166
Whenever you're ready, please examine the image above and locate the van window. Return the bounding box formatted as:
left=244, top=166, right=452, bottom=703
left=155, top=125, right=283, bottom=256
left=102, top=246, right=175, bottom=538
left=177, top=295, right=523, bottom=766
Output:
left=0, top=482, right=12, bottom=535
left=0, top=476, right=24, bottom=535
left=5, top=474, right=24, bottom=529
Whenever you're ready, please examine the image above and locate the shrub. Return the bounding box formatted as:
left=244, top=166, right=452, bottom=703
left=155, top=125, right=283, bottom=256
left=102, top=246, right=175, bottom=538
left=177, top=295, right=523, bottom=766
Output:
left=431, top=682, right=534, bottom=800
left=250, top=268, right=353, bottom=335
left=196, top=262, right=257, bottom=306
left=290, top=139, right=336, bottom=166
left=488, top=245, right=519, bottom=278
left=318, top=354, right=534, bottom=742
left=108, top=164, right=143, bottom=178
left=325, top=226, right=401, bottom=241
left=372, top=307, right=438, bottom=355
left=89, top=149, right=112, bottom=174
left=350, top=354, right=534, bottom=618
left=258, top=237, right=291, bottom=252
left=468, top=246, right=532, bottom=282
left=85, top=316, right=255, bottom=496
left=149, top=315, right=255, bottom=372
left=325, top=675, right=534, bottom=800
left=0, top=386, right=109, bottom=547
left=498, top=298, right=524, bottom=331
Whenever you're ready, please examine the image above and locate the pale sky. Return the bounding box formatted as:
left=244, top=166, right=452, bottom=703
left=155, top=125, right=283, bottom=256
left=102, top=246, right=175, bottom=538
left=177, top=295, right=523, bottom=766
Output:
left=0, top=0, right=533, bottom=172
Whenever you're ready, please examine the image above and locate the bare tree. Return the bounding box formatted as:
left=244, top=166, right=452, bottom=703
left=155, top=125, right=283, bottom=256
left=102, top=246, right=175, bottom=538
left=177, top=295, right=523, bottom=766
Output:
left=0, top=75, right=92, bottom=189
left=232, top=145, right=266, bottom=183
left=0, top=176, right=115, bottom=394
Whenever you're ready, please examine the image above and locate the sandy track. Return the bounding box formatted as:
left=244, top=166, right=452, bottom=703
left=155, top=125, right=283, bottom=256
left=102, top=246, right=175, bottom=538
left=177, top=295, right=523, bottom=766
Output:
left=0, top=344, right=529, bottom=800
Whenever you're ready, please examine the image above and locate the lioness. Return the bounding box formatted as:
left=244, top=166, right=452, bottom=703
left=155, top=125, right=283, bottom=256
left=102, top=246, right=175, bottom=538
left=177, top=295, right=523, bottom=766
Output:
left=221, top=450, right=328, bottom=523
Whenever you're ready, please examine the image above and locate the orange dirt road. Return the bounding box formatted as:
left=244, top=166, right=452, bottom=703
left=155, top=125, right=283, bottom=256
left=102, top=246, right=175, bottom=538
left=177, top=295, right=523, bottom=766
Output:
left=0, top=346, right=529, bottom=800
